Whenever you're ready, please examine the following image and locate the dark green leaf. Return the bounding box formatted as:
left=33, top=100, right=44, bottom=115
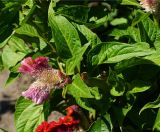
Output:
left=88, top=114, right=113, bottom=132
left=57, top=5, right=90, bottom=23
left=66, top=43, right=89, bottom=75
left=140, top=96, right=160, bottom=114
left=127, top=80, right=151, bottom=94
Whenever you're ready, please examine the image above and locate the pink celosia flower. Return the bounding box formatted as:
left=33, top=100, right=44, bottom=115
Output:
left=19, top=56, right=70, bottom=104
left=35, top=105, right=80, bottom=132
left=22, top=80, right=50, bottom=104
left=139, top=0, right=159, bottom=13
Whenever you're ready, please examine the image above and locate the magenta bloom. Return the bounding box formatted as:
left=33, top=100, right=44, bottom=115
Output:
left=19, top=57, right=49, bottom=77
left=22, top=80, right=50, bottom=104
left=19, top=56, right=70, bottom=104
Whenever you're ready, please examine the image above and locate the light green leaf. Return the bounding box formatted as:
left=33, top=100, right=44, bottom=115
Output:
left=132, top=10, right=150, bottom=26
left=15, top=97, right=44, bottom=132
left=48, top=2, right=81, bottom=58
left=153, top=108, right=160, bottom=131
left=140, top=96, right=160, bottom=114
left=16, top=24, right=39, bottom=37
left=66, top=74, right=101, bottom=99
left=16, top=24, right=47, bottom=50
left=109, top=27, right=141, bottom=42
left=8, top=36, right=31, bottom=54
left=110, top=18, right=127, bottom=26
left=89, top=42, right=154, bottom=65
left=115, top=51, right=160, bottom=70
left=2, top=45, right=26, bottom=68
left=121, top=0, right=140, bottom=6
left=139, top=17, right=157, bottom=43
left=127, top=80, right=151, bottom=94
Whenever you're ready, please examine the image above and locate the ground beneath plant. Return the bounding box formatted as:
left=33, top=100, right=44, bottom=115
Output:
left=0, top=70, right=31, bottom=132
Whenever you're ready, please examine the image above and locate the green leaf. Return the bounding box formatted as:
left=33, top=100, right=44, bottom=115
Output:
left=154, top=28, right=160, bottom=50
left=153, top=108, right=160, bottom=131
left=48, top=2, right=81, bottom=58
left=110, top=18, right=128, bottom=26
left=121, top=0, right=140, bottom=6
left=88, top=114, right=112, bottom=132
left=140, top=96, right=160, bottom=114
left=89, top=42, right=154, bottom=65
left=8, top=36, right=31, bottom=54
left=66, top=43, right=89, bottom=75
left=16, top=24, right=47, bottom=50
left=5, top=72, right=19, bottom=86
left=112, top=94, right=135, bottom=126
left=57, top=5, right=90, bottom=23
left=127, top=80, right=151, bottom=94
left=0, top=54, right=3, bottom=71
left=132, top=10, right=150, bottom=26
left=0, top=32, right=14, bottom=48
left=15, top=97, right=45, bottom=132
left=0, top=128, right=8, bottom=132
left=2, top=45, right=26, bottom=68
left=75, top=98, right=96, bottom=118
left=108, top=69, right=125, bottom=96
left=66, top=74, right=101, bottom=99
left=16, top=24, right=39, bottom=37
left=109, top=27, right=141, bottom=42
left=74, top=24, right=101, bottom=47
left=138, top=17, right=157, bottom=43
left=115, top=51, right=160, bottom=71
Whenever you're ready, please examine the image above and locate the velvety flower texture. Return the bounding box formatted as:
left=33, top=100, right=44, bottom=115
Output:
left=19, top=56, right=70, bottom=104
left=139, top=0, right=159, bottom=12
left=35, top=105, right=80, bottom=132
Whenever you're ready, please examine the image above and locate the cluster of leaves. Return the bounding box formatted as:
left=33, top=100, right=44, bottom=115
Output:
left=1, top=0, right=160, bottom=131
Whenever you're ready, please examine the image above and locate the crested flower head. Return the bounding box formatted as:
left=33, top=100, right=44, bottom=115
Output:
left=19, top=56, right=71, bottom=104
left=36, top=105, right=80, bottom=132
left=139, top=0, right=159, bottom=13
left=22, top=80, right=50, bottom=104
left=18, top=57, right=49, bottom=77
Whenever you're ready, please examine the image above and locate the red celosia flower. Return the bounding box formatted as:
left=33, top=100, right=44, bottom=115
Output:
left=35, top=105, right=80, bottom=132
left=19, top=56, right=70, bottom=104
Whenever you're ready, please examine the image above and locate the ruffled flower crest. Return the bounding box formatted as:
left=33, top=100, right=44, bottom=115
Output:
left=19, top=56, right=70, bottom=104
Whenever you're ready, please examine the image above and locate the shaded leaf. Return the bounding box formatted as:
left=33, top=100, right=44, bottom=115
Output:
left=66, top=43, right=89, bottom=75
left=140, top=96, right=160, bottom=114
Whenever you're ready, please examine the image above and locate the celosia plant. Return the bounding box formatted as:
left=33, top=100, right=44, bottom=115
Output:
left=1, top=0, right=160, bottom=131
